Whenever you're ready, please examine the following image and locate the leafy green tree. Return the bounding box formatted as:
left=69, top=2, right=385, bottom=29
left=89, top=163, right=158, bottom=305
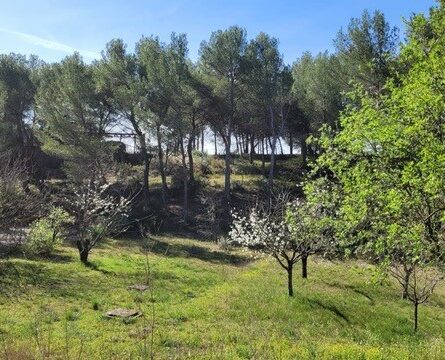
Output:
left=95, top=40, right=152, bottom=202
left=36, top=54, right=114, bottom=182
left=291, top=52, right=341, bottom=166
left=307, top=2, right=445, bottom=331
left=199, top=26, right=247, bottom=203
left=245, top=33, right=293, bottom=186
left=0, top=54, right=36, bottom=155
left=137, top=36, right=178, bottom=204
left=334, top=9, right=399, bottom=95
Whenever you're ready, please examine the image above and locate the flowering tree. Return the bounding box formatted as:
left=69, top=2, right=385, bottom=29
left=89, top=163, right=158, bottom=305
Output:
left=230, top=207, right=299, bottom=296
left=67, top=182, right=130, bottom=264
left=285, top=200, right=333, bottom=279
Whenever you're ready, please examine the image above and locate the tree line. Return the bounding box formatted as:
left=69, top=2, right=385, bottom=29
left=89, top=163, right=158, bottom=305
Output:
left=1, top=10, right=397, bottom=212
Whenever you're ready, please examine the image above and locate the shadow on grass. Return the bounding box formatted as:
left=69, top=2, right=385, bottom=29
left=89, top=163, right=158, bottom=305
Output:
left=344, top=285, right=375, bottom=305
left=0, top=244, right=73, bottom=264
left=0, top=261, right=65, bottom=298
left=144, top=238, right=249, bottom=266
left=84, top=261, right=116, bottom=275
left=307, top=298, right=350, bottom=323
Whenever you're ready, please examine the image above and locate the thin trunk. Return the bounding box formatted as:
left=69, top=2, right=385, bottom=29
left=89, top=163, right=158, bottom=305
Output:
left=402, top=267, right=411, bottom=299
left=235, top=134, right=240, bottom=155
left=414, top=301, right=419, bottom=332
left=156, top=123, right=168, bottom=205
left=279, top=137, right=284, bottom=155
left=302, top=255, right=308, bottom=279
left=261, top=138, right=265, bottom=176
left=249, top=134, right=255, bottom=164
left=179, top=134, right=189, bottom=224
left=225, top=74, right=234, bottom=204
left=214, top=131, right=218, bottom=156
left=287, top=264, right=294, bottom=297
left=289, top=132, right=293, bottom=155
left=188, top=113, right=196, bottom=181
left=201, top=127, right=205, bottom=153
left=268, top=106, right=278, bottom=187
left=130, top=112, right=150, bottom=203
left=301, top=133, right=308, bottom=168
left=187, top=139, right=194, bottom=182
left=224, top=136, right=231, bottom=203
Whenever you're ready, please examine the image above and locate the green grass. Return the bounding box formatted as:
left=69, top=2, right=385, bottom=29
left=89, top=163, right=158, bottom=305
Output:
left=1, top=236, right=445, bottom=359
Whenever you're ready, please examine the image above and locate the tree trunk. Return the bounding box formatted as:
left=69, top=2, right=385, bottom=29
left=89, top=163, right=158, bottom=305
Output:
left=129, top=112, right=150, bottom=203
left=289, top=132, right=293, bottom=155
left=77, top=241, right=89, bottom=264
left=179, top=135, right=189, bottom=224
left=188, top=112, right=196, bottom=182
left=249, top=134, right=255, bottom=164
left=414, top=301, right=419, bottom=332
left=402, top=269, right=411, bottom=299
left=155, top=123, right=168, bottom=205
left=261, top=138, right=265, bottom=176
left=214, top=131, right=218, bottom=156
left=187, top=141, right=194, bottom=182
left=287, top=264, right=294, bottom=297
left=201, top=127, right=205, bottom=153
left=302, top=255, right=308, bottom=279
left=268, top=106, right=278, bottom=188
left=279, top=137, right=284, bottom=156
left=224, top=136, right=231, bottom=203
left=301, top=133, right=308, bottom=168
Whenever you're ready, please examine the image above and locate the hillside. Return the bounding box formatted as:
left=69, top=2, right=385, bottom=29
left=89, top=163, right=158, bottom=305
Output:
left=1, top=236, right=444, bottom=359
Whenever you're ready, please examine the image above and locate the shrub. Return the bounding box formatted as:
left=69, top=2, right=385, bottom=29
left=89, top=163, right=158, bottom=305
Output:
left=25, top=207, right=73, bottom=256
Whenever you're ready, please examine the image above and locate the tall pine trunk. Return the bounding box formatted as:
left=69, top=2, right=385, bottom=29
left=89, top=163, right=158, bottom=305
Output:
left=289, top=132, right=293, bottom=155
left=268, top=105, right=278, bottom=188
left=129, top=112, right=150, bottom=204
left=188, top=113, right=196, bottom=182
left=156, top=123, right=168, bottom=205
left=224, top=135, right=231, bottom=203
left=179, top=134, right=189, bottom=224
left=301, top=133, right=308, bottom=168
left=249, top=133, right=255, bottom=164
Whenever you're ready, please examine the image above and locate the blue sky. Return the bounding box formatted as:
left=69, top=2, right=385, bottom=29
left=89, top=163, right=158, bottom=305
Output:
left=0, top=0, right=435, bottom=65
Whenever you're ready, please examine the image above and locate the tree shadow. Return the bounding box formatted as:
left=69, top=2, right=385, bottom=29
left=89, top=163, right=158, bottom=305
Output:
left=344, top=285, right=375, bottom=305
left=84, top=261, right=116, bottom=275
left=0, top=261, right=65, bottom=298
left=0, top=245, right=72, bottom=263
left=307, top=298, right=350, bottom=323
left=143, top=238, right=250, bottom=266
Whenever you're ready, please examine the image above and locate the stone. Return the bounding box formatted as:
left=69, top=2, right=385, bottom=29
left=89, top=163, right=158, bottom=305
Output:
left=128, top=284, right=150, bottom=292
left=105, top=308, right=141, bottom=319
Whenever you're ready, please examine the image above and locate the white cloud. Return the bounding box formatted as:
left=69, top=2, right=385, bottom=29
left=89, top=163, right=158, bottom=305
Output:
left=0, top=28, right=100, bottom=60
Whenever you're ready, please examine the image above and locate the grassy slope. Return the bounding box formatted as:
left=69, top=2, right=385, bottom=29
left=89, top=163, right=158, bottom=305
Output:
left=1, top=236, right=445, bottom=359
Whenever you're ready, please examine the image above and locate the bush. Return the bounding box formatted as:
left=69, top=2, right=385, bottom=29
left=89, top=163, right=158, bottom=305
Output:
left=198, top=154, right=225, bottom=176
left=25, top=207, right=73, bottom=256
